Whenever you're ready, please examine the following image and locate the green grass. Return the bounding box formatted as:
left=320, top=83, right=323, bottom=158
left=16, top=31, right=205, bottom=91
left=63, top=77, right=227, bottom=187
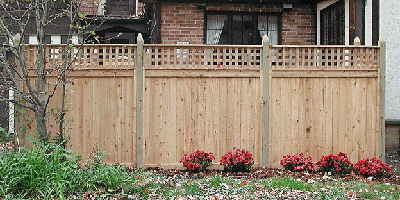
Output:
left=1, top=143, right=400, bottom=199
left=269, top=176, right=315, bottom=191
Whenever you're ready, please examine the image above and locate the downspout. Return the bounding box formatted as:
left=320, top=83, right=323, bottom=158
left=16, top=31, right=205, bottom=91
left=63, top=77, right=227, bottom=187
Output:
left=5, top=43, right=16, bottom=146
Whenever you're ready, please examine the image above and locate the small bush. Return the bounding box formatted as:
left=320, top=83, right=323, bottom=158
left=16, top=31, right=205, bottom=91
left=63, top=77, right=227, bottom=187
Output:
left=180, top=150, right=215, bottom=171
left=220, top=149, right=254, bottom=172
left=317, top=152, right=353, bottom=175
left=280, top=153, right=315, bottom=172
left=354, top=158, right=391, bottom=177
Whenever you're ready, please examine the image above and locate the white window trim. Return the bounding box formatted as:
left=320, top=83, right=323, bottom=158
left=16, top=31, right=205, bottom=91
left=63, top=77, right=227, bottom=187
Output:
left=365, top=0, right=373, bottom=46
left=136, top=0, right=139, bottom=16
left=8, top=90, right=14, bottom=135
left=29, top=35, right=38, bottom=44
left=98, top=0, right=106, bottom=16
left=51, top=35, right=61, bottom=44
left=71, top=35, right=79, bottom=44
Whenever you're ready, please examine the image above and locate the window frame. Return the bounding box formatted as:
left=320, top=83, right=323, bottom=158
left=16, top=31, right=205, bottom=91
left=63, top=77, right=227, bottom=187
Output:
left=320, top=0, right=345, bottom=45
left=204, top=11, right=282, bottom=45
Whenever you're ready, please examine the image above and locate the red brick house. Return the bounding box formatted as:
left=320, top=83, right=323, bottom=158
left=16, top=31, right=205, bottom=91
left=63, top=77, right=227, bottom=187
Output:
left=142, top=0, right=379, bottom=46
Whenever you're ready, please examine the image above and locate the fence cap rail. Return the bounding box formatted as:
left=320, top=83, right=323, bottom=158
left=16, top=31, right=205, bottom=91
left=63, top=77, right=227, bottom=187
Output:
left=23, top=44, right=380, bottom=49
left=270, top=45, right=380, bottom=48
left=25, top=44, right=138, bottom=47
left=143, top=44, right=262, bottom=48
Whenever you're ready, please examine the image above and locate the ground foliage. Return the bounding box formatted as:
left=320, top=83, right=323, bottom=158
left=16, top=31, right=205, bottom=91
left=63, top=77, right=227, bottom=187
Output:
left=79, top=167, right=400, bottom=199
left=2, top=142, right=400, bottom=199
left=147, top=166, right=400, bottom=186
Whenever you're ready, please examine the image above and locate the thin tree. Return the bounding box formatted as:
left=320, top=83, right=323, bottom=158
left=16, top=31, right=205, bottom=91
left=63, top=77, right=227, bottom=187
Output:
left=0, top=0, right=141, bottom=144
left=0, top=0, right=88, bottom=143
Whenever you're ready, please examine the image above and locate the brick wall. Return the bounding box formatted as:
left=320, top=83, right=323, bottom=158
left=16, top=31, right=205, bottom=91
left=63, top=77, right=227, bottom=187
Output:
left=386, top=124, right=400, bottom=155
left=160, top=2, right=315, bottom=45
left=282, top=4, right=315, bottom=45
left=161, top=3, right=204, bottom=44
left=77, top=0, right=100, bottom=16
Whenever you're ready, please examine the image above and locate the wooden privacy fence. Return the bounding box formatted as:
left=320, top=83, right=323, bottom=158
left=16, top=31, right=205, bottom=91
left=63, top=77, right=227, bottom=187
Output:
left=23, top=35, right=386, bottom=168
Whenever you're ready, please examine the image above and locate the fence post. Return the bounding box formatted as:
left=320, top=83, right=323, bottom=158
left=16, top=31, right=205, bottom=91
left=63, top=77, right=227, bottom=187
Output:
left=262, top=35, right=270, bottom=167
left=378, top=37, right=386, bottom=162
left=136, top=33, right=144, bottom=168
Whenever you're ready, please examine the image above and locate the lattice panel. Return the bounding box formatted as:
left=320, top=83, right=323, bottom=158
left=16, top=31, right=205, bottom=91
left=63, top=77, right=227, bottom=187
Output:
left=270, top=46, right=380, bottom=69
left=74, top=45, right=136, bottom=69
left=144, top=45, right=262, bottom=69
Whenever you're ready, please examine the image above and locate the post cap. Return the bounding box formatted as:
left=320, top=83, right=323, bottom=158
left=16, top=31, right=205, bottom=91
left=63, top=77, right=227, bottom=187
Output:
left=354, top=37, right=361, bottom=46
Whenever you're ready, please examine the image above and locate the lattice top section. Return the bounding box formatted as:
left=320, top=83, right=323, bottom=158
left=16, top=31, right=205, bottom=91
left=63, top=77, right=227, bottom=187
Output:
left=143, top=45, right=262, bottom=69
left=25, top=45, right=137, bottom=69
left=269, top=46, right=380, bottom=70
left=24, top=44, right=381, bottom=71
left=73, top=45, right=136, bottom=69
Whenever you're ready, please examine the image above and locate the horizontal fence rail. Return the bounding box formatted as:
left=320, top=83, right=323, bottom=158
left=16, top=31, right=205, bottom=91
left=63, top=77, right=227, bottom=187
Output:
left=20, top=36, right=385, bottom=168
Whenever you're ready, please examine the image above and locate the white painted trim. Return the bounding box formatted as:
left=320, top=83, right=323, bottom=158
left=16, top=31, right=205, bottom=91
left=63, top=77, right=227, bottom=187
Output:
left=98, top=0, right=106, bottom=16
left=317, top=0, right=350, bottom=45
left=51, top=35, right=61, bottom=44
left=365, top=0, right=373, bottom=46
left=71, top=35, right=79, bottom=44
left=136, top=0, right=139, bottom=15
left=8, top=90, right=14, bottom=135
left=28, top=35, right=38, bottom=44
left=345, top=0, right=349, bottom=45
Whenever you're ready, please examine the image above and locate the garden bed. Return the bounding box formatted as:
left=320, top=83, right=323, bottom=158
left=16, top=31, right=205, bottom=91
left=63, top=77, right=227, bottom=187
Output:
left=145, top=166, right=400, bottom=185
left=2, top=141, right=400, bottom=199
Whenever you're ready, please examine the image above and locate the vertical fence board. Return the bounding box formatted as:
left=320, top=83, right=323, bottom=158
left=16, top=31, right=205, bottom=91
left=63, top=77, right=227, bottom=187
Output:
left=219, top=78, right=228, bottom=160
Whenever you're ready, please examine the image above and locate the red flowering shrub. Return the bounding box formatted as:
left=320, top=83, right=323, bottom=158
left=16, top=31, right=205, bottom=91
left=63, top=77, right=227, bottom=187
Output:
left=316, top=152, right=353, bottom=175
left=280, top=153, right=315, bottom=172
left=180, top=150, right=215, bottom=171
left=220, top=149, right=254, bottom=172
left=354, top=158, right=391, bottom=177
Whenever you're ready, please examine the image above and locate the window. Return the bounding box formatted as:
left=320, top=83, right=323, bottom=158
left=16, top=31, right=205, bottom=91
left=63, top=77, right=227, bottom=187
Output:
left=29, top=35, right=38, bottom=44
left=320, top=0, right=345, bottom=45
left=51, top=35, right=61, bottom=44
left=205, top=12, right=281, bottom=45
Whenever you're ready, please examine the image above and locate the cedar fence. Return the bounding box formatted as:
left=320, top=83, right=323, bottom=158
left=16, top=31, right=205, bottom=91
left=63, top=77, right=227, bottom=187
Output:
left=22, top=35, right=386, bottom=168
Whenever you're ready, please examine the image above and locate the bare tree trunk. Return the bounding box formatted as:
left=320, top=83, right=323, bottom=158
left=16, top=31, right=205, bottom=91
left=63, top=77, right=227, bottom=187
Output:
left=34, top=107, right=47, bottom=141
left=34, top=0, right=48, bottom=141
left=58, top=69, right=66, bottom=145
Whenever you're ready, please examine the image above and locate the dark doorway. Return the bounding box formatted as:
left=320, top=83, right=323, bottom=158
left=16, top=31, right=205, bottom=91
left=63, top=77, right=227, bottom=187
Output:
left=110, top=39, right=130, bottom=44
left=320, top=0, right=345, bottom=45
left=85, top=26, right=138, bottom=44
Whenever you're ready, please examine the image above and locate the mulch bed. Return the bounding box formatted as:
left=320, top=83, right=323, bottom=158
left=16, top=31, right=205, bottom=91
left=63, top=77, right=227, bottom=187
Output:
left=145, top=167, right=400, bottom=185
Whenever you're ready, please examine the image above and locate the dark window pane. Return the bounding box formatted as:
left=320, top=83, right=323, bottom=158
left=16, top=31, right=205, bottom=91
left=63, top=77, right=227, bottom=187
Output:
left=206, top=13, right=280, bottom=45
left=243, top=30, right=254, bottom=45
left=232, top=30, right=243, bottom=44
